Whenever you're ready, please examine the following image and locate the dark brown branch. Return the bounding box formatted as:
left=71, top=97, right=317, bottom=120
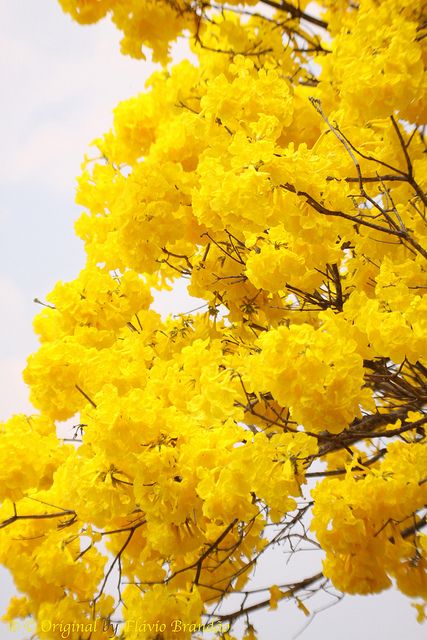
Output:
left=327, top=175, right=408, bottom=184
left=212, top=572, right=324, bottom=624
left=166, top=519, right=238, bottom=586
left=259, top=0, right=328, bottom=29
left=401, top=514, right=427, bottom=539
left=390, top=115, right=427, bottom=209
left=94, top=528, right=135, bottom=604
left=306, top=448, right=387, bottom=478
left=390, top=116, right=413, bottom=180
left=0, top=508, right=76, bottom=530
left=75, top=384, right=97, bottom=408
left=282, top=182, right=405, bottom=236
left=282, top=181, right=427, bottom=259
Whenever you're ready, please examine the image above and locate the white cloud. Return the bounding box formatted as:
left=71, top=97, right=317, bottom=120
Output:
left=0, top=6, right=195, bottom=193
left=0, top=276, right=35, bottom=420
left=0, top=14, right=156, bottom=192
left=0, top=356, right=32, bottom=421
left=0, top=276, right=26, bottom=343
left=152, top=279, right=206, bottom=319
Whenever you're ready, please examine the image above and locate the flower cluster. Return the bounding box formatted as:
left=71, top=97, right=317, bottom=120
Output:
left=1, top=0, right=426, bottom=637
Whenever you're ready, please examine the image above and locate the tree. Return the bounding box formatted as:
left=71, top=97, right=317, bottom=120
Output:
left=1, top=0, right=426, bottom=638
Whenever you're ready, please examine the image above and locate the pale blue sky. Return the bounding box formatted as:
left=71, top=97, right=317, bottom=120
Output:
left=0, top=2, right=424, bottom=639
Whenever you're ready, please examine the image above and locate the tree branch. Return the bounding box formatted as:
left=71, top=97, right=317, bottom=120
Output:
left=259, top=0, right=328, bottom=29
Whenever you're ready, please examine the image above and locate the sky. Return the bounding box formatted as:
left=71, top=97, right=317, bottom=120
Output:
left=0, top=1, right=425, bottom=639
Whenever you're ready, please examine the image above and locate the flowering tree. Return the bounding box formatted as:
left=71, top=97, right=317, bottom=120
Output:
left=1, top=1, right=426, bottom=638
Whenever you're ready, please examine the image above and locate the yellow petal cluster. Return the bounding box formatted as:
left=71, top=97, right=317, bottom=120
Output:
left=1, top=0, right=426, bottom=636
